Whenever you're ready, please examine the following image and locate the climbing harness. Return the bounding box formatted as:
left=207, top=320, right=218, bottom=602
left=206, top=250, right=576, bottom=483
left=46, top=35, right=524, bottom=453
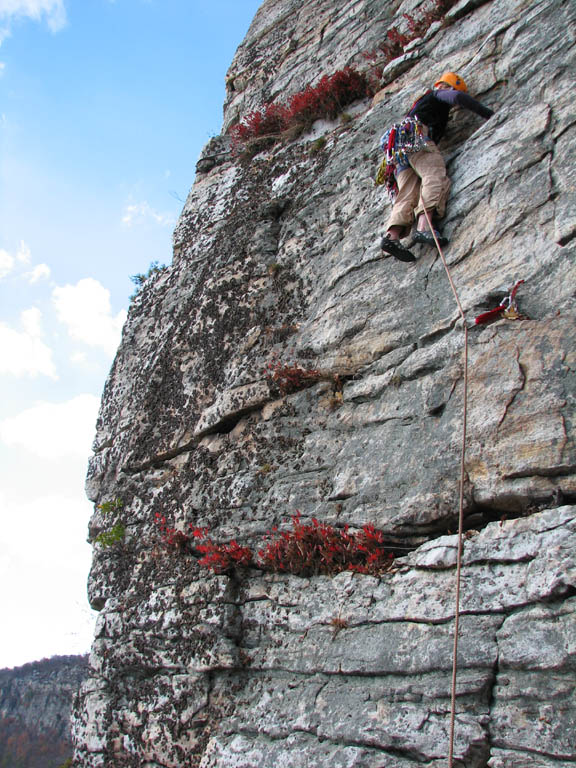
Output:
left=375, top=117, right=427, bottom=199
left=419, top=204, right=468, bottom=768
left=474, top=280, right=525, bottom=324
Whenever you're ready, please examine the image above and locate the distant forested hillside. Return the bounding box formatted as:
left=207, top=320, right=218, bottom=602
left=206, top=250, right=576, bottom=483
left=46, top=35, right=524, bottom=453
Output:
left=0, top=655, right=88, bottom=768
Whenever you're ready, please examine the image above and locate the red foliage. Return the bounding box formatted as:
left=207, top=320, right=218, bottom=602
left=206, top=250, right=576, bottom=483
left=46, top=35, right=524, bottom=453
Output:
left=263, top=360, right=321, bottom=395
left=402, top=7, right=444, bottom=39
left=258, top=514, right=394, bottom=576
left=230, top=66, right=371, bottom=151
left=154, top=511, right=395, bottom=578
left=154, top=512, right=191, bottom=551
left=362, top=0, right=461, bottom=75
left=191, top=514, right=395, bottom=577
left=386, top=26, right=411, bottom=56
left=286, top=67, right=370, bottom=123
left=231, top=103, right=290, bottom=144
left=192, top=534, right=254, bottom=573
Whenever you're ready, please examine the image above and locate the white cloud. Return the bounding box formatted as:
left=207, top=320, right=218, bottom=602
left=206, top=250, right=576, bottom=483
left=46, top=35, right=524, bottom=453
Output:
left=0, top=307, right=57, bottom=379
left=0, top=240, right=33, bottom=279
left=21, top=305, right=41, bottom=334
left=0, top=248, right=14, bottom=279
left=0, top=489, right=96, bottom=668
left=52, top=277, right=126, bottom=356
left=0, top=0, right=67, bottom=33
left=70, top=350, right=102, bottom=373
left=23, top=262, right=50, bottom=283
left=16, top=239, right=31, bottom=263
left=0, top=393, right=100, bottom=459
left=122, top=200, right=176, bottom=228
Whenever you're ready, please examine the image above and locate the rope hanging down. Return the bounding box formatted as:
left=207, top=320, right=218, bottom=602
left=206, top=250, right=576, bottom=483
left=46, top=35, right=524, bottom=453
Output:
left=419, top=205, right=468, bottom=768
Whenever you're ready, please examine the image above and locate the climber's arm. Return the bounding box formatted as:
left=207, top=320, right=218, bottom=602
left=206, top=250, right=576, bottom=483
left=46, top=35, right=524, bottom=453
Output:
left=435, top=88, right=494, bottom=119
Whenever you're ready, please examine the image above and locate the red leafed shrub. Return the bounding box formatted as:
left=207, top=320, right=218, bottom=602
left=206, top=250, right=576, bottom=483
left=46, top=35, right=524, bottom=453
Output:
left=362, top=0, right=461, bottom=74
left=402, top=5, right=449, bottom=39
left=231, top=102, right=290, bottom=144
left=154, top=512, right=191, bottom=551
left=191, top=514, right=395, bottom=577
left=191, top=527, right=254, bottom=573
left=263, top=360, right=321, bottom=395
left=361, top=26, right=411, bottom=75
left=154, top=513, right=395, bottom=577
left=230, top=66, right=371, bottom=152
left=258, top=514, right=394, bottom=576
left=286, top=67, right=370, bottom=124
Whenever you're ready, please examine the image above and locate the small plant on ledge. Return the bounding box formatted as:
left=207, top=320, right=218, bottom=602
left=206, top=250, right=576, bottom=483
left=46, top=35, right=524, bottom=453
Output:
left=95, top=523, right=125, bottom=549
left=154, top=512, right=192, bottom=553
left=362, top=0, right=461, bottom=76
left=230, top=66, right=372, bottom=156
left=94, top=498, right=125, bottom=549
left=153, top=511, right=395, bottom=577
left=97, top=498, right=123, bottom=516
left=257, top=514, right=395, bottom=576
left=130, top=261, right=168, bottom=300
left=310, top=136, right=327, bottom=154
left=187, top=514, right=395, bottom=577
left=191, top=528, right=254, bottom=572
left=263, top=359, right=322, bottom=395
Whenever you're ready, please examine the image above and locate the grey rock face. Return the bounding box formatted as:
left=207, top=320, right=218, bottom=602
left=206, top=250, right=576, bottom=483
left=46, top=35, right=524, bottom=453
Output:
left=74, top=0, right=576, bottom=765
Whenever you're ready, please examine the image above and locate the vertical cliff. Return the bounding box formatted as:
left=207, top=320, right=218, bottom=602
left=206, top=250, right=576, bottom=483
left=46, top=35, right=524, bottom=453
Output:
left=73, top=0, right=576, bottom=765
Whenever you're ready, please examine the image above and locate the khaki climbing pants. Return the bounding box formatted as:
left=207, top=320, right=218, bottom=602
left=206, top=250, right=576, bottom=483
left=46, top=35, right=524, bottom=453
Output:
left=386, top=142, right=451, bottom=237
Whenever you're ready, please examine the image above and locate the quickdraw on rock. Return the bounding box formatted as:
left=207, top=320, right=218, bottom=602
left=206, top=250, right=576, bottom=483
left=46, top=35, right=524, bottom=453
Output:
left=474, top=279, right=525, bottom=325
left=375, top=117, right=426, bottom=199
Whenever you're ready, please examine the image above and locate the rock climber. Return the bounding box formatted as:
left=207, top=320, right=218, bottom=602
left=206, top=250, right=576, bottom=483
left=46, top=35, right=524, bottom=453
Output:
left=378, top=71, right=494, bottom=262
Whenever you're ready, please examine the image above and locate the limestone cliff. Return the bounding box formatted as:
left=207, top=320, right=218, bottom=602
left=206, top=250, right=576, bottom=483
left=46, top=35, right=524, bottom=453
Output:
left=73, top=0, right=576, bottom=765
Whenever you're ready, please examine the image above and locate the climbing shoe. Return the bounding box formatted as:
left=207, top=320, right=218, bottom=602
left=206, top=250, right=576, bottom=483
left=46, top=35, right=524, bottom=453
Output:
left=380, top=236, right=416, bottom=262
left=412, top=230, right=449, bottom=247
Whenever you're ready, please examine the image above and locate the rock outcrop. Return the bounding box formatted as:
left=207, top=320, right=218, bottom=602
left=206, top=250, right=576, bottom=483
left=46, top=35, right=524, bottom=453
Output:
left=73, top=0, right=576, bottom=765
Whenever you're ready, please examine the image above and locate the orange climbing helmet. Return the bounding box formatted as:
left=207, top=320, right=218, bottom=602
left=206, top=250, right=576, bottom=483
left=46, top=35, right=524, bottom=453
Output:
left=434, top=72, right=467, bottom=92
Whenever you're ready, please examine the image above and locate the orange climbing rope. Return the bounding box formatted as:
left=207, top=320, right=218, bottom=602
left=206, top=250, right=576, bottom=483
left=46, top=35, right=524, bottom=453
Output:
left=419, top=207, right=468, bottom=768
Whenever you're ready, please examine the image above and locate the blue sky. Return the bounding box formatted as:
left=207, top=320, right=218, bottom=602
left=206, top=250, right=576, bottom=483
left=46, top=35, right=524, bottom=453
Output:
left=0, top=0, right=262, bottom=669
